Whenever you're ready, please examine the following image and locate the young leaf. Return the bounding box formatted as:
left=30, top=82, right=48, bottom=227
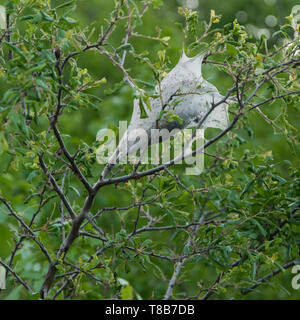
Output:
left=138, top=98, right=149, bottom=119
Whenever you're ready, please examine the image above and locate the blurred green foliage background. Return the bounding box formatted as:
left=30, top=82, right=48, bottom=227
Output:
left=0, top=0, right=299, bottom=299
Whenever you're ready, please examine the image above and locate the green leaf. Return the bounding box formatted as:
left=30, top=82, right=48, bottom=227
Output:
left=183, top=242, right=192, bottom=255
left=17, top=113, right=29, bottom=138
left=62, top=16, right=78, bottom=25
left=270, top=174, right=287, bottom=184
left=226, top=43, right=238, bottom=56
left=26, top=62, right=47, bottom=74
left=54, top=0, right=76, bottom=10
left=65, top=104, right=78, bottom=110
left=40, top=11, right=54, bottom=22
left=273, top=261, right=287, bottom=273
left=1, top=89, right=19, bottom=104
left=116, top=43, right=133, bottom=54
left=143, top=95, right=152, bottom=111
left=142, top=239, right=153, bottom=247
left=166, top=208, right=176, bottom=226
left=26, top=170, right=38, bottom=182
left=36, top=78, right=50, bottom=91
left=83, top=93, right=103, bottom=103
left=249, top=218, right=267, bottom=237
left=104, top=81, right=124, bottom=96
left=20, top=14, right=35, bottom=21
left=138, top=98, right=148, bottom=119
left=241, top=179, right=255, bottom=198
left=134, top=78, right=155, bottom=88
left=31, top=12, right=42, bottom=24
left=0, top=106, right=10, bottom=112
left=3, top=42, right=26, bottom=61
left=69, top=186, right=80, bottom=197
left=121, top=284, right=133, bottom=299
